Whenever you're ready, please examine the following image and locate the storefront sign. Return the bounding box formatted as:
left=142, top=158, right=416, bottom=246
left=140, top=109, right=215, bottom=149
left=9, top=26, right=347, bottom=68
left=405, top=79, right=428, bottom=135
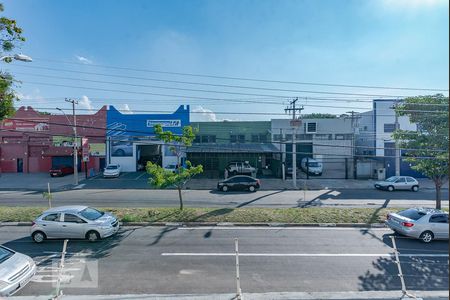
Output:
left=52, top=136, right=81, bottom=147
left=82, top=138, right=89, bottom=162
left=89, top=143, right=106, bottom=156
left=2, top=118, right=49, bottom=131
left=146, top=120, right=181, bottom=128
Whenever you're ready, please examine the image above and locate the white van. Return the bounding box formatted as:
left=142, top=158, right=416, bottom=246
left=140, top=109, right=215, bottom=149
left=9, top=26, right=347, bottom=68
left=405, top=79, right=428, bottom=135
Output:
left=300, top=158, right=323, bottom=176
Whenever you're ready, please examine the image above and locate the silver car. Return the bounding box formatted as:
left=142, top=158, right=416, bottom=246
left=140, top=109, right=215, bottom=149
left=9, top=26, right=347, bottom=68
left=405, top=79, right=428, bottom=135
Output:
left=374, top=176, right=419, bottom=192
left=0, top=246, right=37, bottom=296
left=385, top=207, right=449, bottom=243
left=31, top=206, right=120, bottom=243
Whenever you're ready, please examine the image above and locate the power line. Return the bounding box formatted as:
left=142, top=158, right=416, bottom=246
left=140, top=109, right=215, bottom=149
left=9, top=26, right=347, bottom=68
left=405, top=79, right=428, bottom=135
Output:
left=29, top=57, right=449, bottom=92
left=13, top=71, right=413, bottom=98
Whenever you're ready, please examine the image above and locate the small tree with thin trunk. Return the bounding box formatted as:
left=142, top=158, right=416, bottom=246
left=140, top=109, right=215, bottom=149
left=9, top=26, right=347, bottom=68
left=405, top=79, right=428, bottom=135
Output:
left=393, top=94, right=449, bottom=209
left=146, top=124, right=203, bottom=210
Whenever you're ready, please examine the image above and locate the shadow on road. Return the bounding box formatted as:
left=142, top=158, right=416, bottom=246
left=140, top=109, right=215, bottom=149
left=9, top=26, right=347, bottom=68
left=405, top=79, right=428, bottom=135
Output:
left=358, top=232, right=449, bottom=291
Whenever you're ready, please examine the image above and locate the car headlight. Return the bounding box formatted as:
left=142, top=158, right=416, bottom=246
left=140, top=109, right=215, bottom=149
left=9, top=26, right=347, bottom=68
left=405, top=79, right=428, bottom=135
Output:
left=99, top=225, right=112, bottom=230
left=0, top=280, right=9, bottom=289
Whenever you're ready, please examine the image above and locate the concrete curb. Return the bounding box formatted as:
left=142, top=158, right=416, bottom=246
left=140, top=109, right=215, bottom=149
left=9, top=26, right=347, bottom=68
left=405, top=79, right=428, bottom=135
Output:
left=0, top=221, right=387, bottom=228
left=9, top=291, right=450, bottom=300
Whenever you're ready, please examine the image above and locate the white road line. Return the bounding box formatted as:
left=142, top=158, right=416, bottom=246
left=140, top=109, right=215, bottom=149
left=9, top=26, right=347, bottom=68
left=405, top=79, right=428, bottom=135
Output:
left=177, top=227, right=389, bottom=231
left=161, top=252, right=449, bottom=257
left=135, top=172, right=147, bottom=179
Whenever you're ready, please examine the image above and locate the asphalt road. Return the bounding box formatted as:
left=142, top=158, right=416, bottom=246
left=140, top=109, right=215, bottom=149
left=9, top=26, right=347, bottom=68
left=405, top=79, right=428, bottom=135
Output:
left=2, top=226, right=448, bottom=296
left=0, top=188, right=447, bottom=208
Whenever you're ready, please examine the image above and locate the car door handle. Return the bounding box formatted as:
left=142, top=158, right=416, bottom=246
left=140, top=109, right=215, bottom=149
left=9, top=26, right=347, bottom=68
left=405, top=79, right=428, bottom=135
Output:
left=62, top=225, right=67, bottom=227
left=42, top=224, right=46, bottom=226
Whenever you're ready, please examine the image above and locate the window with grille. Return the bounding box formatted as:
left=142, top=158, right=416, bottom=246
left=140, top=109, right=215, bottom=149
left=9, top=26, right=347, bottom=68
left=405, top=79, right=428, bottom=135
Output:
left=306, top=122, right=317, bottom=133
left=384, top=123, right=396, bottom=133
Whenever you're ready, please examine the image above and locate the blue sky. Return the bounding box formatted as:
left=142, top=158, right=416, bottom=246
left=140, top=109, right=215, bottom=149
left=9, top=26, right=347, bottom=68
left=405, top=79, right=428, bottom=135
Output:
left=3, top=0, right=449, bottom=121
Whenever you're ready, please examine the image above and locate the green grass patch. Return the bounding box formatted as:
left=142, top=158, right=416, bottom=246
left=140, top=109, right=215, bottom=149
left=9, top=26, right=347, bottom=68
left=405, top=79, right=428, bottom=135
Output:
left=0, top=206, right=415, bottom=224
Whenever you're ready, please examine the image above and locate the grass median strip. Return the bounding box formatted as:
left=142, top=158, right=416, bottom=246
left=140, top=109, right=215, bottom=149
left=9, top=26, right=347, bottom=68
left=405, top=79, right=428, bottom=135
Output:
left=0, top=206, right=406, bottom=224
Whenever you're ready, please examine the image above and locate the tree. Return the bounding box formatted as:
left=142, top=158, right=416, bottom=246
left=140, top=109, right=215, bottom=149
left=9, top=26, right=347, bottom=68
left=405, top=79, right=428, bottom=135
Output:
left=393, top=94, right=449, bottom=209
left=146, top=124, right=203, bottom=210
left=0, top=3, right=26, bottom=120
left=302, top=113, right=337, bottom=119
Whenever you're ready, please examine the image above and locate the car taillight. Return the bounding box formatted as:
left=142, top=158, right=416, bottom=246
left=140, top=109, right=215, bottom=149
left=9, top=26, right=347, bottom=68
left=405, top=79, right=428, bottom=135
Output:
left=257, top=179, right=260, bottom=185
left=401, top=222, right=414, bottom=227
left=31, top=221, right=35, bottom=226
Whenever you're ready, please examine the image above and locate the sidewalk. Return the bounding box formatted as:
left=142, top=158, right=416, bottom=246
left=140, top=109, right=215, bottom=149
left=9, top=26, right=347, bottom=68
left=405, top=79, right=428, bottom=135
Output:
left=0, top=172, right=85, bottom=192
left=10, top=291, right=449, bottom=300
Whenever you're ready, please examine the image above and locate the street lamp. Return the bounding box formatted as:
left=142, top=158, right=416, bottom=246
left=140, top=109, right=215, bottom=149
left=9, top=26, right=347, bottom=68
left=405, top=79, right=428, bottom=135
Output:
left=56, top=107, right=79, bottom=185
left=0, top=53, right=33, bottom=62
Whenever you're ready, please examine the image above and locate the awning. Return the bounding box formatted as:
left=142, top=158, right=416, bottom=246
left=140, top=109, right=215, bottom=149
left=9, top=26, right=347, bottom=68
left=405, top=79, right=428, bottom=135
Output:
left=186, top=143, right=280, bottom=153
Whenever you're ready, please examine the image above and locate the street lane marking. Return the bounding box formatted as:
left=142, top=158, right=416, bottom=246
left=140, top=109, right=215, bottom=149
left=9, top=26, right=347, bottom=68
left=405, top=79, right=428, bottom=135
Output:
left=161, top=252, right=449, bottom=257
left=135, top=172, right=147, bottom=179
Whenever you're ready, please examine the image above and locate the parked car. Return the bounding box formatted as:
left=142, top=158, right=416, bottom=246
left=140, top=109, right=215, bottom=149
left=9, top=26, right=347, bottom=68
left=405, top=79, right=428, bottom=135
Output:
left=285, top=166, right=300, bottom=177
left=49, top=165, right=74, bottom=177
left=385, top=207, right=449, bottom=243
left=103, top=164, right=121, bottom=178
left=300, top=158, right=323, bottom=176
left=164, top=164, right=178, bottom=173
left=226, top=161, right=256, bottom=176
left=0, top=246, right=37, bottom=296
left=374, top=176, right=419, bottom=192
left=30, top=206, right=120, bottom=243
left=217, top=175, right=260, bottom=192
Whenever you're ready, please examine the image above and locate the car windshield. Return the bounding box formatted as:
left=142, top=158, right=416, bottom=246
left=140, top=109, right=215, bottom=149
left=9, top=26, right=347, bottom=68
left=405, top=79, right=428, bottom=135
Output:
left=398, top=208, right=427, bottom=221
left=80, top=207, right=104, bottom=220
left=385, top=177, right=398, bottom=182
left=307, top=162, right=320, bottom=167
left=106, top=166, right=118, bottom=170
left=167, top=165, right=177, bottom=169
left=0, top=246, right=14, bottom=264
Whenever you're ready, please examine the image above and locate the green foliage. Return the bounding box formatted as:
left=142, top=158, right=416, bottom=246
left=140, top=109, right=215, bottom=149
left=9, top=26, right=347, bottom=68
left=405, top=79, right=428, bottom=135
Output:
left=393, top=94, right=449, bottom=208
left=147, top=125, right=203, bottom=210
left=42, top=191, right=53, bottom=208
left=302, top=113, right=337, bottom=119
left=0, top=3, right=26, bottom=120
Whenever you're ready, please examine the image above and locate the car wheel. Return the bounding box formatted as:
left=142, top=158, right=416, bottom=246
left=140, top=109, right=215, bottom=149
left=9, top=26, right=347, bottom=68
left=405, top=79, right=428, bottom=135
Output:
left=387, top=185, right=394, bottom=192
left=32, top=231, right=46, bottom=243
left=222, top=186, right=228, bottom=192
left=231, top=171, right=237, bottom=176
left=412, top=185, right=419, bottom=192
left=86, top=231, right=100, bottom=242
left=249, top=186, right=256, bottom=192
left=419, top=231, right=434, bottom=243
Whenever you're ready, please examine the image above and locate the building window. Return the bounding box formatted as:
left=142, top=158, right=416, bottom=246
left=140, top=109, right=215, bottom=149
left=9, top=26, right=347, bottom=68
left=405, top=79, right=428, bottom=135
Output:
left=306, top=122, right=317, bottom=133
left=296, top=134, right=313, bottom=140
left=273, top=134, right=282, bottom=141
left=201, top=135, right=216, bottom=143
left=314, top=134, right=332, bottom=140
left=230, top=135, right=245, bottom=143
left=384, top=123, right=396, bottom=133
left=194, top=136, right=200, bottom=143
left=285, top=134, right=293, bottom=141
left=335, top=134, right=344, bottom=140
left=363, top=126, right=368, bottom=131
left=251, top=134, right=268, bottom=143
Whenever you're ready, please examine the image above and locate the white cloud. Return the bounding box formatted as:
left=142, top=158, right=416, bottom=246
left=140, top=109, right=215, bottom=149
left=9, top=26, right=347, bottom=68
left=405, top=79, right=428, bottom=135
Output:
left=75, top=55, right=93, bottom=64
left=119, top=104, right=133, bottom=114
left=79, top=95, right=94, bottom=112
left=14, top=89, right=46, bottom=105
left=192, top=105, right=219, bottom=122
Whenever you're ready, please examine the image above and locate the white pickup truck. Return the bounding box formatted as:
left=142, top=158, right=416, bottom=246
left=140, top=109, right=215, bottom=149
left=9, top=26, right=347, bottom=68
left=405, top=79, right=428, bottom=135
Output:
left=226, top=161, right=256, bottom=176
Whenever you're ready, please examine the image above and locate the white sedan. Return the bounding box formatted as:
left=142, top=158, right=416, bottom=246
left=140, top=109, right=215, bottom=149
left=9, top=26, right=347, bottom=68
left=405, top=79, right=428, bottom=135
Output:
left=374, top=176, right=419, bottom=192
left=103, top=164, right=121, bottom=178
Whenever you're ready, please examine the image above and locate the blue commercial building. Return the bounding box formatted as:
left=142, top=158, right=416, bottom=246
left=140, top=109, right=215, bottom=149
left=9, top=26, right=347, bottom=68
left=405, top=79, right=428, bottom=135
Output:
left=106, top=105, right=190, bottom=171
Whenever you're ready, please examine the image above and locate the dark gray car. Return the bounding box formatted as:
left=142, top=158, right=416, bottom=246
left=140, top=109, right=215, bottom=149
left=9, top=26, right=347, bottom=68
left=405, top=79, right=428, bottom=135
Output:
left=217, top=175, right=260, bottom=192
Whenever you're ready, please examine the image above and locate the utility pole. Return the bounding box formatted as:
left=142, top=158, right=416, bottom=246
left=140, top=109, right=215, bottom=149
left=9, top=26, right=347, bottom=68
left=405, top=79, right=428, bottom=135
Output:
left=346, top=111, right=360, bottom=179
left=391, top=102, right=400, bottom=177
left=280, top=128, right=285, bottom=181
left=285, top=98, right=303, bottom=189
left=65, top=98, right=79, bottom=185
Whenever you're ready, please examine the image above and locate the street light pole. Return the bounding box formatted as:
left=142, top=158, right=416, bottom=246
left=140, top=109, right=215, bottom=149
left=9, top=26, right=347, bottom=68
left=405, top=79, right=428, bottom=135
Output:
left=58, top=100, right=79, bottom=185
